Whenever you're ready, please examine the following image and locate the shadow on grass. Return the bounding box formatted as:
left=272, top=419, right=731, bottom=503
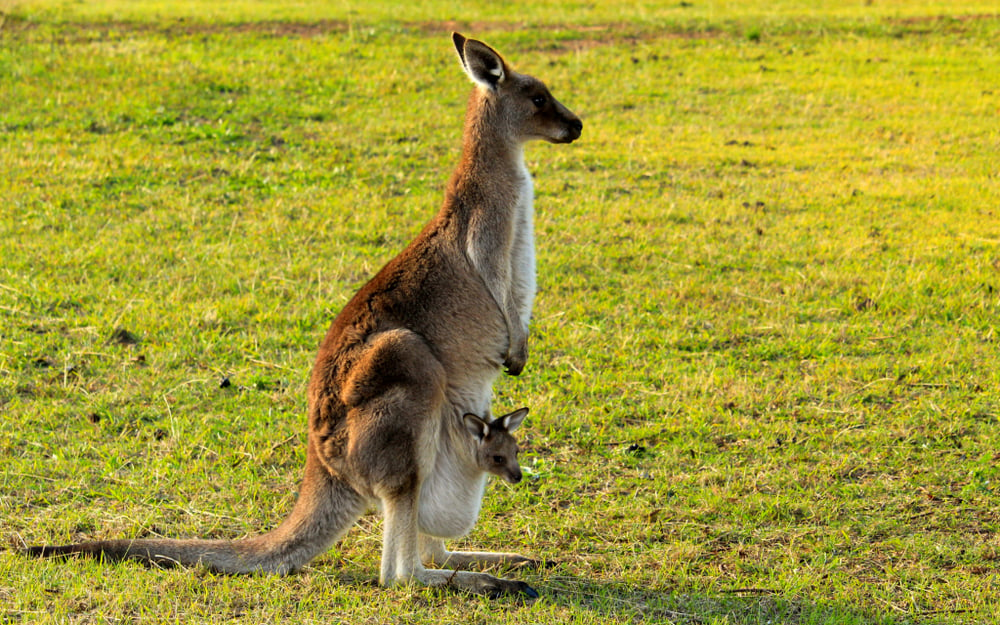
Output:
left=532, top=575, right=965, bottom=625
left=325, top=560, right=975, bottom=624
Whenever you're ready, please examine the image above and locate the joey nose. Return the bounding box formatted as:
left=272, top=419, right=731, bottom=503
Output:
left=507, top=470, right=522, bottom=484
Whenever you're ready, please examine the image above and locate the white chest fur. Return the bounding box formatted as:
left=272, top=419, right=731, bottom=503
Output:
left=511, top=157, right=536, bottom=330
left=461, top=152, right=538, bottom=348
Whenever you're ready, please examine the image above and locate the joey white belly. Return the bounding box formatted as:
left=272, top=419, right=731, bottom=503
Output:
left=418, top=468, right=488, bottom=538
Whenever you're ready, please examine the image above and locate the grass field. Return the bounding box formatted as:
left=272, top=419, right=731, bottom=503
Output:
left=2, top=1, right=1000, bottom=623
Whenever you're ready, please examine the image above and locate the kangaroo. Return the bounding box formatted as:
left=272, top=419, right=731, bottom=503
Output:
left=24, top=34, right=581, bottom=598
left=464, top=407, right=528, bottom=485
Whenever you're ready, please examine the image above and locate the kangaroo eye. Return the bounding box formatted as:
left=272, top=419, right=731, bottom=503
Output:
left=493, top=455, right=505, bottom=465
left=531, top=95, right=547, bottom=108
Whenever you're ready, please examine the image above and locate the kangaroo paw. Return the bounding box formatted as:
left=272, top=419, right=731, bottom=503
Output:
left=503, top=353, right=526, bottom=376
left=503, top=337, right=528, bottom=376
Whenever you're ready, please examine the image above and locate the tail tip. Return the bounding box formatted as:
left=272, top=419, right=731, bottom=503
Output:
left=21, top=545, right=77, bottom=559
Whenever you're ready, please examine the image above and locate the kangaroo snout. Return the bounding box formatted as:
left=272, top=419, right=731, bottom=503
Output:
left=565, top=118, right=583, bottom=143
left=551, top=115, right=582, bottom=144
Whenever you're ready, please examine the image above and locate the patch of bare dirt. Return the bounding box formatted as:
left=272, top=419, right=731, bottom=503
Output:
left=880, top=13, right=1000, bottom=35
left=889, top=13, right=1000, bottom=26
left=2, top=13, right=718, bottom=51
left=414, top=20, right=720, bottom=54
left=0, top=16, right=350, bottom=43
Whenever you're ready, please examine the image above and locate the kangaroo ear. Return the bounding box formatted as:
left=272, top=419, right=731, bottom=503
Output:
left=453, top=32, right=506, bottom=91
left=500, top=407, right=528, bottom=433
left=463, top=413, right=490, bottom=442
left=452, top=32, right=468, bottom=58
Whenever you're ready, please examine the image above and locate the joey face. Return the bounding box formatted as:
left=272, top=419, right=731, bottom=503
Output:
left=464, top=408, right=528, bottom=484
left=478, top=432, right=522, bottom=484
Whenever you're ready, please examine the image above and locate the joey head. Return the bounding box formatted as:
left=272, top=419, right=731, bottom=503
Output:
left=463, top=407, right=528, bottom=484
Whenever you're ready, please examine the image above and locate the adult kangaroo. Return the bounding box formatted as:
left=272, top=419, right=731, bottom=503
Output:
left=25, top=34, right=582, bottom=598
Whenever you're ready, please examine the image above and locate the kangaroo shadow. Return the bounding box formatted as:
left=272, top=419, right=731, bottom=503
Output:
left=522, top=573, right=955, bottom=625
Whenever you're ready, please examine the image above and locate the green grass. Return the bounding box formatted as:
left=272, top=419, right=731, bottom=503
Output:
left=2, top=1, right=1000, bottom=623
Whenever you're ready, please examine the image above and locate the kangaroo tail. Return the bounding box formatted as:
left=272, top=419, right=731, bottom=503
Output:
left=23, top=538, right=274, bottom=572
left=23, top=460, right=366, bottom=575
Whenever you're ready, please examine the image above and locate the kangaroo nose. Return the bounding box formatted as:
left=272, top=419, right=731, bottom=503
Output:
left=563, top=118, right=582, bottom=142
left=508, top=470, right=522, bottom=484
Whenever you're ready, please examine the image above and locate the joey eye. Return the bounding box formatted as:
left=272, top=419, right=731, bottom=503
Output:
left=493, top=455, right=505, bottom=465
left=531, top=95, right=547, bottom=108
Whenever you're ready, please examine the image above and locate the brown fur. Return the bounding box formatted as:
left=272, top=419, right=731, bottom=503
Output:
left=24, top=33, right=581, bottom=598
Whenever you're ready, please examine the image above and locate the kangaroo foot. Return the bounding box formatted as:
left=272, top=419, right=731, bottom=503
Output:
left=418, top=568, right=538, bottom=599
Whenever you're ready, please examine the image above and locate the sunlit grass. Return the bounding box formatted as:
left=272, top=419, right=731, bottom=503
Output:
left=2, top=2, right=1000, bottom=624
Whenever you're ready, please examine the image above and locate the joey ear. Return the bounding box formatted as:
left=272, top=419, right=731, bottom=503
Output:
left=500, top=407, right=528, bottom=433
left=453, top=32, right=506, bottom=91
left=463, top=413, right=490, bottom=442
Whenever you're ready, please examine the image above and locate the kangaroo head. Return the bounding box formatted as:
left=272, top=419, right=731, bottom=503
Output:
left=453, top=33, right=582, bottom=146
left=463, top=407, right=528, bottom=484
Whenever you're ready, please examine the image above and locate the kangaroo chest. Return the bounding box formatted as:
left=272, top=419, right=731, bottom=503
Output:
left=511, top=160, right=536, bottom=329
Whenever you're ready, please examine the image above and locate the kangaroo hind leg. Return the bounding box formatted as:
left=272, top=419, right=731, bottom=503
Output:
left=339, top=329, right=443, bottom=586
left=344, top=330, right=534, bottom=596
